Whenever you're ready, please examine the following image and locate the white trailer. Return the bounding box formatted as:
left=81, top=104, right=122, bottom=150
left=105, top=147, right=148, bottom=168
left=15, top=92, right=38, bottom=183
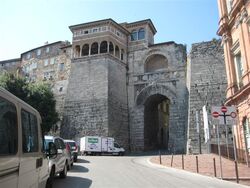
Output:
left=80, top=136, right=125, bottom=156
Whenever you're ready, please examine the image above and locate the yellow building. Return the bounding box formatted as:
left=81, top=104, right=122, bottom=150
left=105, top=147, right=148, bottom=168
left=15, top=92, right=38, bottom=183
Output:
left=217, top=0, right=250, bottom=162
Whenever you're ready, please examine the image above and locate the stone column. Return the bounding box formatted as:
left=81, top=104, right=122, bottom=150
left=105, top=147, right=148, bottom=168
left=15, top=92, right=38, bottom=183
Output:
left=89, top=44, right=91, bottom=56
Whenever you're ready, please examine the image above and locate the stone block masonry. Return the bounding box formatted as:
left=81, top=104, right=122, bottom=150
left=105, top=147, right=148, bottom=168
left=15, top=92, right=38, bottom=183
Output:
left=187, top=39, right=227, bottom=154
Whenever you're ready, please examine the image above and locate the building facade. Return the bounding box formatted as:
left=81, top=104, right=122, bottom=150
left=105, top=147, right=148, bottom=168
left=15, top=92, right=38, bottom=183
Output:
left=61, top=19, right=188, bottom=152
left=0, top=18, right=228, bottom=153
left=0, top=58, right=21, bottom=75
left=20, top=41, right=72, bottom=133
left=217, top=0, right=250, bottom=160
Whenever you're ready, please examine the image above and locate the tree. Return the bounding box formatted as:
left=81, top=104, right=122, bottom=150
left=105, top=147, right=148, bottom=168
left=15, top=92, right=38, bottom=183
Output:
left=0, top=73, right=59, bottom=134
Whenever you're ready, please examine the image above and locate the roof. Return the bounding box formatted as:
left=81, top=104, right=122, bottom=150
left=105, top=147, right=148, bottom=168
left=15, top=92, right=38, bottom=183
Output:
left=69, top=18, right=130, bottom=35
left=21, top=41, right=66, bottom=56
left=123, top=19, right=157, bottom=35
left=0, top=58, right=21, bottom=64
left=149, top=41, right=175, bottom=47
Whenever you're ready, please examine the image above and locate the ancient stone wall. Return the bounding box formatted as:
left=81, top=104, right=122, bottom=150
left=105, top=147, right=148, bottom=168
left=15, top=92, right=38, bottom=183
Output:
left=62, top=56, right=109, bottom=140
left=108, top=57, right=129, bottom=149
left=187, top=39, right=227, bottom=154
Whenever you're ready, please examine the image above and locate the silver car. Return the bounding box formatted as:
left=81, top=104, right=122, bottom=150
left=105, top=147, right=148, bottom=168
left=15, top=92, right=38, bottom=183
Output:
left=44, top=136, right=69, bottom=184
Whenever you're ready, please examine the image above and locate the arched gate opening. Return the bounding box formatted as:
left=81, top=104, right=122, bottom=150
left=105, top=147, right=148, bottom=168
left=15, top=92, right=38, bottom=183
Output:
left=144, top=94, right=170, bottom=151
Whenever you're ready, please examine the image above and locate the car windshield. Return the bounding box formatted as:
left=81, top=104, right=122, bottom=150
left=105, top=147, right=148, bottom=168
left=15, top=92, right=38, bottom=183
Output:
left=44, top=139, right=53, bottom=150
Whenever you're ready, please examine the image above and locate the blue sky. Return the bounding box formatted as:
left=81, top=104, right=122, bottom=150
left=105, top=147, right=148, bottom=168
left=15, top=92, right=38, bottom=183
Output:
left=0, top=0, right=220, bottom=61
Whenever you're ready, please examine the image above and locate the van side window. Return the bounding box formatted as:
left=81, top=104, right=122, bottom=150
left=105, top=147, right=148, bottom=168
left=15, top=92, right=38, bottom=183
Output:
left=21, top=109, right=39, bottom=153
left=0, top=97, right=18, bottom=155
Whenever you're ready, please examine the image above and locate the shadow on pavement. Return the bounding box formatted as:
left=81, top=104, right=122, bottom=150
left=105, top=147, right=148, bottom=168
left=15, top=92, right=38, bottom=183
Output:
left=70, top=164, right=89, bottom=173
left=76, top=158, right=90, bottom=163
left=127, top=150, right=170, bottom=157
left=53, top=176, right=92, bottom=188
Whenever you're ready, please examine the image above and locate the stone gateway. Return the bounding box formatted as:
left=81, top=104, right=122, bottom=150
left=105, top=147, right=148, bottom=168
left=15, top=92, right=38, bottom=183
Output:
left=61, top=19, right=188, bottom=153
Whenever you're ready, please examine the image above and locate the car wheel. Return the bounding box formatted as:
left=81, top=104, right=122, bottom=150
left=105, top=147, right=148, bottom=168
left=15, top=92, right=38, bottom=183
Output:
left=60, top=162, right=67, bottom=178
left=74, top=156, right=77, bottom=162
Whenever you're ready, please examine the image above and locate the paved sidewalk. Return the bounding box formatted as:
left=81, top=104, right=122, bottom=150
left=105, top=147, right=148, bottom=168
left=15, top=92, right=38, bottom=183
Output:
left=150, top=154, right=250, bottom=186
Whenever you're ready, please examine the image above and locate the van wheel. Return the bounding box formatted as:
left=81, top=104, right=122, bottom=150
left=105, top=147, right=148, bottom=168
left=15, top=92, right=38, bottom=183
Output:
left=60, top=162, right=67, bottom=178
left=46, top=167, right=55, bottom=188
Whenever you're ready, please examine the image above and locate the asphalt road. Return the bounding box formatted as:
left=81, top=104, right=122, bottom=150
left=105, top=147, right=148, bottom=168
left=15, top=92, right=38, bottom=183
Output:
left=53, top=155, right=249, bottom=188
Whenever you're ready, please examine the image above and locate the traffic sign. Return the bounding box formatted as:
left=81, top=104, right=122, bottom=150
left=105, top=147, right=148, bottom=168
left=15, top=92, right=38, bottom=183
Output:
left=212, top=111, right=219, bottom=118
left=211, top=106, right=237, bottom=125
left=221, top=106, right=227, bottom=113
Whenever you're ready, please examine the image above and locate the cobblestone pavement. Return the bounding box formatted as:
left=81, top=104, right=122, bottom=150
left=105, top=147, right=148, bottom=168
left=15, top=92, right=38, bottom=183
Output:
left=151, top=154, right=250, bottom=186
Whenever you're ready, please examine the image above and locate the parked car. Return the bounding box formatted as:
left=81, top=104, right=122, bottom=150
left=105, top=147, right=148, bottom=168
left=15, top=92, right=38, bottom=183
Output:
left=65, top=142, right=74, bottom=168
left=44, top=135, right=69, bottom=183
left=64, top=139, right=78, bottom=162
left=0, top=87, right=57, bottom=188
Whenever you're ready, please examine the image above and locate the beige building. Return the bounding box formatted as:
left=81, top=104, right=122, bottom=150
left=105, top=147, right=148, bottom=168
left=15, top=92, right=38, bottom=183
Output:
left=0, top=58, right=21, bottom=75
left=20, top=41, right=72, bottom=133
left=217, top=0, right=250, bottom=161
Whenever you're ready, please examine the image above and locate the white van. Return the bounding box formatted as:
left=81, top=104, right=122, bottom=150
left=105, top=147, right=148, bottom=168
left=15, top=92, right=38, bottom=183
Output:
left=0, top=87, right=55, bottom=188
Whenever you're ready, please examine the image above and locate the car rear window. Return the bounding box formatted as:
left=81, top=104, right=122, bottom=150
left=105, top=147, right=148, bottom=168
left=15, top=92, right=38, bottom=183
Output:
left=67, top=142, right=76, bottom=148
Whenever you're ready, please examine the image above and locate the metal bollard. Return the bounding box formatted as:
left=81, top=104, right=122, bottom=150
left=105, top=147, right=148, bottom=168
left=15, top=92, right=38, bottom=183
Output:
left=196, top=156, right=199, bottom=173
left=235, top=161, right=239, bottom=183
left=213, top=158, right=217, bottom=177
left=182, top=154, right=184, bottom=169
left=159, top=150, right=162, bottom=164
left=171, top=154, right=174, bottom=167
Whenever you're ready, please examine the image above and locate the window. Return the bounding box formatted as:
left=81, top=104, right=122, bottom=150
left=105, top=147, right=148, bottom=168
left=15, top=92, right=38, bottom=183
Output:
left=109, top=42, right=114, bottom=54
left=93, top=28, right=98, bottom=33
left=46, top=47, right=50, bottom=53
left=102, top=26, right=107, bottom=31
left=75, top=45, right=81, bottom=57
left=32, top=62, right=37, bottom=69
left=44, top=59, right=49, bottom=66
left=0, top=97, right=18, bottom=155
left=100, top=41, right=108, bottom=53
left=138, top=28, right=145, bottom=40
left=21, top=109, right=38, bottom=153
left=91, top=42, right=98, bottom=55
left=59, top=87, right=63, bottom=92
left=84, top=30, right=89, bottom=34
left=81, top=44, right=89, bottom=56
left=37, top=49, right=41, bottom=56
left=27, top=53, right=31, bottom=59
left=234, top=53, right=243, bottom=86
left=59, top=63, right=65, bottom=71
left=115, top=45, right=120, bottom=58
left=50, top=58, right=55, bottom=65
left=131, top=30, right=138, bottom=41
left=121, top=49, right=124, bottom=61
